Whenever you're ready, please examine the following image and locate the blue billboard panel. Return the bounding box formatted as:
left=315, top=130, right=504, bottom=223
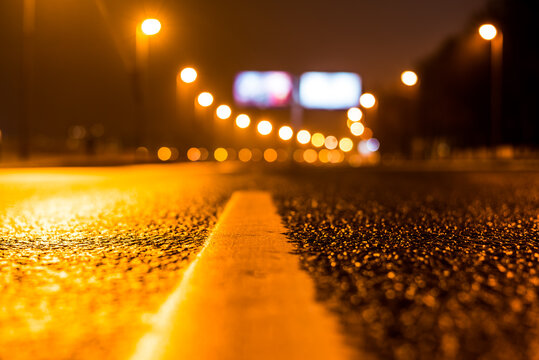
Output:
left=233, top=71, right=294, bottom=108
left=299, top=72, right=361, bottom=110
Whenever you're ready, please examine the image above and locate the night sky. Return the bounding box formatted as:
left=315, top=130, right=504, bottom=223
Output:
left=0, top=0, right=488, bottom=144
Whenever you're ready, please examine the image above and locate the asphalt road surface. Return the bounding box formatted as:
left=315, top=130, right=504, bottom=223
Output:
left=0, top=163, right=538, bottom=360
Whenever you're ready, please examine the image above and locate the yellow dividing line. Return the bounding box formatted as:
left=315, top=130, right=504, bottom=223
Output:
left=131, top=191, right=353, bottom=360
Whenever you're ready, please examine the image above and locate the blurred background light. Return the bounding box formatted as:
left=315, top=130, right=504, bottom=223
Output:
left=318, top=149, right=330, bottom=163
left=303, top=149, right=318, bottom=163
left=479, top=24, right=497, bottom=40
left=251, top=148, right=263, bottom=162
left=350, top=122, right=365, bottom=136
left=180, top=67, right=197, bottom=83
left=187, top=147, right=201, bottom=161
left=235, top=114, right=250, bottom=128
left=157, top=146, right=172, bottom=161
left=141, top=19, right=161, bottom=35
left=339, top=137, right=353, bottom=152
left=324, top=135, right=338, bottom=150
left=299, top=72, right=361, bottom=109
left=278, top=126, right=293, bottom=140
left=264, top=148, right=278, bottom=162
left=401, top=71, right=418, bottom=86
left=214, top=147, right=228, bottom=162
left=238, top=148, right=252, bottom=162
left=347, top=107, right=363, bottom=122
left=359, top=93, right=376, bottom=108
left=293, top=149, right=304, bottom=163
left=197, top=92, right=214, bottom=107
left=358, top=140, right=370, bottom=155
left=366, top=138, right=380, bottom=152
left=311, top=133, right=325, bottom=147
left=296, top=130, right=311, bottom=144
left=216, top=105, right=232, bottom=119
left=257, top=120, right=273, bottom=135
left=233, top=71, right=294, bottom=107
left=277, top=149, right=288, bottom=162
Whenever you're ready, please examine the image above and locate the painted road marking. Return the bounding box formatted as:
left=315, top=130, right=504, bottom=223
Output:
left=131, top=190, right=353, bottom=360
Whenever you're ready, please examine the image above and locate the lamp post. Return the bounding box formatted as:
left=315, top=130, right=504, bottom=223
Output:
left=479, top=24, right=503, bottom=147
left=133, top=18, right=161, bottom=148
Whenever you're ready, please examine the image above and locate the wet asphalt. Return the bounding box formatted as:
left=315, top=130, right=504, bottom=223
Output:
left=272, top=167, right=539, bottom=360
left=1, top=163, right=538, bottom=360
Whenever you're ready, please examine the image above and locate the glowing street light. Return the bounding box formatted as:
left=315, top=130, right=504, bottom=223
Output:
left=347, top=107, right=363, bottom=122
left=359, top=93, right=376, bottom=108
left=401, top=71, right=418, bottom=86
left=216, top=105, right=232, bottom=119
left=278, top=126, right=293, bottom=140
left=197, top=92, right=214, bottom=107
left=141, top=19, right=161, bottom=35
left=324, top=135, right=338, bottom=150
left=296, top=130, right=311, bottom=144
left=479, top=24, right=497, bottom=40
left=339, top=137, right=354, bottom=152
left=311, top=133, right=325, bottom=148
left=235, top=114, right=250, bottom=128
left=257, top=120, right=272, bottom=135
left=180, top=67, right=197, bottom=83
left=479, top=23, right=503, bottom=146
left=350, top=122, right=365, bottom=136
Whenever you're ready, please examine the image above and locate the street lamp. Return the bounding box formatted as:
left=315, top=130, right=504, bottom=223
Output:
left=141, top=19, right=161, bottom=35
left=179, top=67, right=197, bottom=84
left=197, top=92, right=214, bottom=107
left=257, top=120, right=272, bottom=135
left=401, top=71, right=418, bottom=86
left=479, top=23, right=503, bottom=147
left=278, top=126, right=293, bottom=141
left=133, top=18, right=161, bottom=147
left=359, top=93, right=376, bottom=109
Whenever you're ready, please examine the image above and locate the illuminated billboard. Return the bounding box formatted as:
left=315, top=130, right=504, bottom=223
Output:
left=233, top=71, right=294, bottom=108
left=299, top=72, right=361, bottom=109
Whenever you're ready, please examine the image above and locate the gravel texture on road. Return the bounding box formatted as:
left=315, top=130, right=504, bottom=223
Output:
left=0, top=164, right=240, bottom=360
left=273, top=168, right=539, bottom=360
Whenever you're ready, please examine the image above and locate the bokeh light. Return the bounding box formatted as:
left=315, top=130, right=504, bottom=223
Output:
left=277, top=149, right=288, bottom=162
left=238, top=148, right=252, bottom=162
left=347, top=107, right=363, bottom=122
left=329, top=149, right=344, bottom=164
left=278, top=126, right=293, bottom=141
left=180, top=67, right=197, bottom=83
left=197, top=92, right=214, bottom=107
left=187, top=147, right=201, bottom=161
left=199, top=148, right=209, bottom=160
left=339, top=137, right=354, bottom=152
left=141, top=19, right=161, bottom=35
left=214, top=147, right=228, bottom=162
left=297, top=130, right=311, bottom=144
left=303, top=149, right=318, bottom=163
left=366, top=138, right=380, bottom=152
left=401, top=71, right=418, bottom=86
left=257, top=120, right=273, bottom=135
left=216, top=105, right=232, bottom=119
left=235, top=114, right=250, bottom=128
left=293, top=149, right=304, bottom=163
left=324, top=135, right=338, bottom=150
left=157, top=146, right=172, bottom=161
left=318, top=149, right=330, bottom=163
left=350, top=122, right=365, bottom=136
left=311, top=133, right=325, bottom=147
left=479, top=24, right=497, bottom=40
left=251, top=148, right=263, bottom=162
left=359, top=93, right=376, bottom=108
left=264, top=148, right=278, bottom=162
